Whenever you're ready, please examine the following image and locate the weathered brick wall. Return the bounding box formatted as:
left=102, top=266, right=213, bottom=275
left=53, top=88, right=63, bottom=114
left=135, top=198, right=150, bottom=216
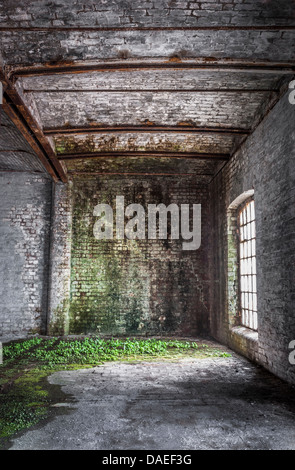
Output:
left=2, top=0, right=295, bottom=66
left=48, top=174, right=211, bottom=336
left=210, top=90, right=295, bottom=384
left=47, top=181, right=73, bottom=335
left=2, top=0, right=294, bottom=28
left=3, top=28, right=295, bottom=66
left=0, top=173, right=52, bottom=338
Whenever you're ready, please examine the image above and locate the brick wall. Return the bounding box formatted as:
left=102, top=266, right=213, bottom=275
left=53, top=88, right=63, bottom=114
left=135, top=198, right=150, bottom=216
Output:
left=210, top=90, right=295, bottom=384
left=1, top=1, right=294, bottom=29
left=0, top=173, right=52, bottom=337
left=48, top=174, right=211, bottom=336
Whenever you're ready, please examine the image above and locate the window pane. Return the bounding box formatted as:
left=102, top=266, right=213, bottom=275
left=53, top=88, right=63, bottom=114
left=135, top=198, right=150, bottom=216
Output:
left=247, top=204, right=251, bottom=223
left=253, top=293, right=257, bottom=311
left=252, top=257, right=256, bottom=275
left=249, top=292, right=253, bottom=310
left=253, top=275, right=257, bottom=292
left=240, top=211, right=243, bottom=226
left=238, top=199, right=257, bottom=331
left=253, top=312, right=258, bottom=330
left=240, top=243, right=244, bottom=259
left=244, top=243, right=248, bottom=259
left=250, top=201, right=255, bottom=221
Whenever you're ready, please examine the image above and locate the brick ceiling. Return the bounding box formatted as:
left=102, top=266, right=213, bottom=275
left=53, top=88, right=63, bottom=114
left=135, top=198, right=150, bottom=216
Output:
left=0, top=0, right=295, bottom=182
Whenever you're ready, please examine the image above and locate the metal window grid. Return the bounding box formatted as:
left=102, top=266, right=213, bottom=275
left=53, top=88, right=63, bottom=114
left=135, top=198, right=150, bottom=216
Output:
left=238, top=199, right=257, bottom=331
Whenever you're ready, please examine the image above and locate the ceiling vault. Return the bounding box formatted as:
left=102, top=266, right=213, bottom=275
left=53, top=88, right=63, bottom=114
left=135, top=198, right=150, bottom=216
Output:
left=0, top=1, right=294, bottom=180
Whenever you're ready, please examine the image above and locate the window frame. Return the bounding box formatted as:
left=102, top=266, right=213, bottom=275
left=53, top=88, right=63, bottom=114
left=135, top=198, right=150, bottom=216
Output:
left=237, top=197, right=257, bottom=331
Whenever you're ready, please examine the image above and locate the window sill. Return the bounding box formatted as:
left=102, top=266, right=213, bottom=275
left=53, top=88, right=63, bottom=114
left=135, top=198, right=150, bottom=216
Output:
left=230, top=325, right=258, bottom=343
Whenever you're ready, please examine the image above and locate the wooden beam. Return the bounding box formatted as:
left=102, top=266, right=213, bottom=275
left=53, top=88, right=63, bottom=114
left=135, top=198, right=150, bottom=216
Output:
left=1, top=70, right=68, bottom=182
left=58, top=151, right=230, bottom=161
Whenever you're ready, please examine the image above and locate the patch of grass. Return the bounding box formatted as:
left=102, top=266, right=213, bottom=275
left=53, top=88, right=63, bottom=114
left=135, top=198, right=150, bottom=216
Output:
left=10, top=337, right=231, bottom=365
left=0, top=336, right=231, bottom=446
left=0, top=368, right=50, bottom=442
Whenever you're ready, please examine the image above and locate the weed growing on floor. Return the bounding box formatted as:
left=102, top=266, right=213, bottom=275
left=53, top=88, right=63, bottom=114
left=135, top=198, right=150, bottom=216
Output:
left=0, top=336, right=231, bottom=446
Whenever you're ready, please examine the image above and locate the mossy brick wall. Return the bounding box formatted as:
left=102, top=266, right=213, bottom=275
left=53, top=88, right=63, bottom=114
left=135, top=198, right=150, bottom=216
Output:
left=49, top=174, right=211, bottom=336
left=209, top=90, right=295, bottom=385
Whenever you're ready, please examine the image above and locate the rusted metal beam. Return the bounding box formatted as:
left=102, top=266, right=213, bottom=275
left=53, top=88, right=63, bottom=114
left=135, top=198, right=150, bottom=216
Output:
left=9, top=60, right=295, bottom=79
left=68, top=171, right=212, bottom=176
left=0, top=70, right=68, bottom=182
left=44, top=125, right=250, bottom=136
left=1, top=26, right=295, bottom=32
left=23, top=88, right=276, bottom=94
left=1, top=96, right=60, bottom=182
left=58, top=151, right=230, bottom=161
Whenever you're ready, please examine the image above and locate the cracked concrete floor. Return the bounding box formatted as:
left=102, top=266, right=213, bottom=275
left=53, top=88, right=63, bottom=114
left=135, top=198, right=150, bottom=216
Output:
left=7, top=348, right=295, bottom=450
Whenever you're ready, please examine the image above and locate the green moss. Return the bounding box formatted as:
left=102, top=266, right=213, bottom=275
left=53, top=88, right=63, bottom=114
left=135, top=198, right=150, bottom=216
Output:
left=68, top=182, right=150, bottom=335
left=0, top=368, right=50, bottom=443
left=0, top=336, right=231, bottom=447
left=55, top=136, right=97, bottom=155
left=49, top=299, right=70, bottom=336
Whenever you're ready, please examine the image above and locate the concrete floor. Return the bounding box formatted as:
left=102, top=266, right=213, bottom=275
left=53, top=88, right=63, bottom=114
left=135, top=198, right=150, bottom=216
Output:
left=8, top=345, right=295, bottom=450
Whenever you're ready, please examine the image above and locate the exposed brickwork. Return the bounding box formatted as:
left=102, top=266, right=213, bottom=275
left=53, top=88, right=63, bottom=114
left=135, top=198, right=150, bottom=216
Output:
left=18, top=70, right=280, bottom=92
left=54, top=132, right=236, bottom=156
left=0, top=173, right=52, bottom=337
left=1, top=0, right=294, bottom=388
left=210, top=90, right=295, bottom=384
left=47, top=181, right=73, bottom=335
left=1, top=1, right=294, bottom=28
left=63, top=156, right=223, bottom=185
left=48, top=174, right=211, bottom=336
left=2, top=29, right=295, bottom=66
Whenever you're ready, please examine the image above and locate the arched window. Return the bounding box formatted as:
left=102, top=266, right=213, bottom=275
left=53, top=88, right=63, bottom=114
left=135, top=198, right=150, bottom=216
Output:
left=238, top=198, right=257, bottom=330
